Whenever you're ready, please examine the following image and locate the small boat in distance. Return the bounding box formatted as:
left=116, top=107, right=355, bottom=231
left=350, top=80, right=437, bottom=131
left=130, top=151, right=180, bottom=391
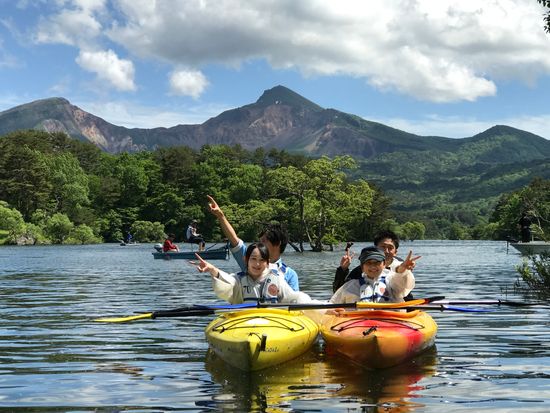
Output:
left=509, top=240, right=550, bottom=255
left=152, top=243, right=230, bottom=260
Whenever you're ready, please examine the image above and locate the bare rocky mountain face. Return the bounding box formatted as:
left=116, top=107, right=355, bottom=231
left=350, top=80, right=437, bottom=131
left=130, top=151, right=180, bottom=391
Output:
left=1, top=85, right=549, bottom=162
left=0, top=86, right=454, bottom=157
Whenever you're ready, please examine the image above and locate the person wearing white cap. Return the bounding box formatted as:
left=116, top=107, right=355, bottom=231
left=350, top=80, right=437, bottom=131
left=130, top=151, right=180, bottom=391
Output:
left=186, top=220, right=206, bottom=252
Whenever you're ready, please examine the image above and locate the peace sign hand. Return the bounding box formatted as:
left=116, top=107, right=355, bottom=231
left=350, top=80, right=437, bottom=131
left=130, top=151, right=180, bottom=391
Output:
left=397, top=250, right=421, bottom=273
left=189, top=253, right=219, bottom=278
left=339, top=249, right=355, bottom=270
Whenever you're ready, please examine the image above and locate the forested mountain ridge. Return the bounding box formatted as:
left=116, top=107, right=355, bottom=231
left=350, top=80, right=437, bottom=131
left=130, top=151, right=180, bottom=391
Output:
left=357, top=124, right=550, bottom=236
left=2, top=86, right=549, bottom=239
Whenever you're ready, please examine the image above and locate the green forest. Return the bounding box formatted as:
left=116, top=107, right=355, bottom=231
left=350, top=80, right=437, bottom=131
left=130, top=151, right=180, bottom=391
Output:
left=0, top=130, right=548, bottom=248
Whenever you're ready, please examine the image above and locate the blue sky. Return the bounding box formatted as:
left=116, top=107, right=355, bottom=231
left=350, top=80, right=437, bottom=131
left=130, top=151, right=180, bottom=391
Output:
left=1, top=0, right=549, bottom=139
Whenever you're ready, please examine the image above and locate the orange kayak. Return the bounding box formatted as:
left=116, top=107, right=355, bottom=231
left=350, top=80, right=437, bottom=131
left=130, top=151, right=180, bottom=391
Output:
left=320, top=309, right=437, bottom=369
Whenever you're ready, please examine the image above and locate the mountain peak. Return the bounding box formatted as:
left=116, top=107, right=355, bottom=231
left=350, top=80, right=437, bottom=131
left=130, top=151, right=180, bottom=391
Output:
left=255, top=85, right=323, bottom=112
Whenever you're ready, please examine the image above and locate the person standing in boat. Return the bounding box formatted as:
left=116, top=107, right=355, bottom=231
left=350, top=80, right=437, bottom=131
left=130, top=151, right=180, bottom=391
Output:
left=207, top=195, right=300, bottom=291
left=186, top=220, right=206, bottom=252
left=330, top=247, right=418, bottom=304
left=192, top=242, right=310, bottom=305
left=333, top=230, right=406, bottom=292
left=518, top=213, right=532, bottom=243
left=163, top=233, right=179, bottom=252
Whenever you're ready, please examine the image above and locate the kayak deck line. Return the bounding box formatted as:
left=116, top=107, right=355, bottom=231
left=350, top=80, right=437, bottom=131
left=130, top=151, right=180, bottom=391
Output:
left=331, top=317, right=426, bottom=333
left=211, top=314, right=309, bottom=334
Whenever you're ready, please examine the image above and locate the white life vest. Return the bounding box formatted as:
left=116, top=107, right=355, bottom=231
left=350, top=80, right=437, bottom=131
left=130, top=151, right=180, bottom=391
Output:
left=238, top=269, right=282, bottom=303
left=359, top=274, right=390, bottom=302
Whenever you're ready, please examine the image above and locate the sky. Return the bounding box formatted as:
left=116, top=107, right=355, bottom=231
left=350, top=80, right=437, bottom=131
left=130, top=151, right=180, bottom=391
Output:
left=0, top=0, right=549, bottom=139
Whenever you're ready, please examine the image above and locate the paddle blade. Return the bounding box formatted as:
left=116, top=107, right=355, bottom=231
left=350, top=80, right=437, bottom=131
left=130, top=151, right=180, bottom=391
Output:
left=94, top=313, right=154, bottom=323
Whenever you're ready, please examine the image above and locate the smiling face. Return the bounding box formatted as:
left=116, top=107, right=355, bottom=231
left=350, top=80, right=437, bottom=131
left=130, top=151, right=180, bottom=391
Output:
left=376, top=237, right=397, bottom=264
left=361, top=259, right=386, bottom=279
left=246, top=247, right=269, bottom=279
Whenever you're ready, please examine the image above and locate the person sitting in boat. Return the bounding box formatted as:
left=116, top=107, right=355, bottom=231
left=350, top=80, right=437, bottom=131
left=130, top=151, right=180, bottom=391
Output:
left=207, top=195, right=300, bottom=291
left=163, top=233, right=179, bottom=253
left=333, top=230, right=407, bottom=292
left=186, top=220, right=206, bottom=252
left=330, top=247, right=418, bottom=304
left=192, top=242, right=311, bottom=305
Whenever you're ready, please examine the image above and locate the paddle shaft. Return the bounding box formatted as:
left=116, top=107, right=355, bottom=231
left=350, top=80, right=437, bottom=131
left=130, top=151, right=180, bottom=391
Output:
left=430, top=299, right=535, bottom=307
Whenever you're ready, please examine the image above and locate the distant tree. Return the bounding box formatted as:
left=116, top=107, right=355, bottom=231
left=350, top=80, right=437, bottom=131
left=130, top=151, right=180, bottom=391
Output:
left=130, top=220, right=165, bottom=242
left=22, top=223, right=48, bottom=245
left=43, top=213, right=74, bottom=244
left=0, top=145, right=52, bottom=219
left=378, top=219, right=401, bottom=237
left=491, top=178, right=550, bottom=240
left=114, top=153, right=150, bottom=208
left=45, top=152, right=90, bottom=221
left=400, top=221, right=426, bottom=241
left=448, top=223, right=469, bottom=240
left=0, top=201, right=26, bottom=243
left=538, top=0, right=550, bottom=33
left=67, top=224, right=102, bottom=244
left=95, top=210, right=123, bottom=242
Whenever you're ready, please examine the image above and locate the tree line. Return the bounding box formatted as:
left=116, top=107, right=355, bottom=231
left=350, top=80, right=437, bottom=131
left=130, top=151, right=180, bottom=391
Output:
left=0, top=130, right=548, bottom=247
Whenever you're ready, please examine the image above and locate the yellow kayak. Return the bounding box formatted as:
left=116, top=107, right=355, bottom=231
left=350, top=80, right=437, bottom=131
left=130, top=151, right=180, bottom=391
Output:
left=205, top=308, right=319, bottom=371
left=321, top=309, right=437, bottom=369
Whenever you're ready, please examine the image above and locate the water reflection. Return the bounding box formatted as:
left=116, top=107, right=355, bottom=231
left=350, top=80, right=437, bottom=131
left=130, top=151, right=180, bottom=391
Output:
left=2, top=241, right=550, bottom=411
left=203, top=344, right=438, bottom=412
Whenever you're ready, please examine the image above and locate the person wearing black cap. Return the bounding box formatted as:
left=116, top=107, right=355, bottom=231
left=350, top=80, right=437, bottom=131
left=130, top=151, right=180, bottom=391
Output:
left=329, top=246, right=419, bottom=304
left=333, top=230, right=404, bottom=293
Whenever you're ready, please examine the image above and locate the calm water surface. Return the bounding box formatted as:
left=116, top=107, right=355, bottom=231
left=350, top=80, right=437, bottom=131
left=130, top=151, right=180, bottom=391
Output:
left=1, top=240, right=550, bottom=412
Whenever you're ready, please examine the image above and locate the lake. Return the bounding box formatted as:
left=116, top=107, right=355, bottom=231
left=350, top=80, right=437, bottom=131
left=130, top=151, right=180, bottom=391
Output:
left=1, top=240, right=550, bottom=412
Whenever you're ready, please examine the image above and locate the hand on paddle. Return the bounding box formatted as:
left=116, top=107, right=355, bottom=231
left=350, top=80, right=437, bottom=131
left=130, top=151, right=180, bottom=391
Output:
left=189, top=253, right=219, bottom=278
left=396, top=250, right=421, bottom=273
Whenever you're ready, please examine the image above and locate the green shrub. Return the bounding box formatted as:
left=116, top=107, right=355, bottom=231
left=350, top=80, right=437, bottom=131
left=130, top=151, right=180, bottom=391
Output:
left=516, top=252, right=550, bottom=298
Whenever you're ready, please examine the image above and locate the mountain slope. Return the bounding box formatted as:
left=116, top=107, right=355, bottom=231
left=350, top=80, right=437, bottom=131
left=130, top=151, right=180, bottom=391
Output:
left=0, top=85, right=487, bottom=157
left=1, top=86, right=549, bottom=238
left=1, top=86, right=549, bottom=162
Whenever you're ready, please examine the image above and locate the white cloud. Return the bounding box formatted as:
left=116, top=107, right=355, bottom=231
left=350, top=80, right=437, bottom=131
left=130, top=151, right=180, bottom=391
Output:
left=76, top=49, right=136, bottom=91
left=101, top=0, right=550, bottom=103
left=169, top=69, right=209, bottom=98
left=80, top=100, right=230, bottom=128
left=34, top=7, right=103, bottom=47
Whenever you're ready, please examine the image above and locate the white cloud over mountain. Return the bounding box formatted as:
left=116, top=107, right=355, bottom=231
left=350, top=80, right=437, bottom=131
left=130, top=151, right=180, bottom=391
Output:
left=30, top=0, right=550, bottom=102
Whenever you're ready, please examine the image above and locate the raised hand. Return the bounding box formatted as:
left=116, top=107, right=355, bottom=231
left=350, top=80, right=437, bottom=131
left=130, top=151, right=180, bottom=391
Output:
left=207, top=195, right=223, bottom=218
left=397, top=250, right=421, bottom=273
left=189, top=253, right=218, bottom=278
left=339, top=249, right=355, bottom=270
